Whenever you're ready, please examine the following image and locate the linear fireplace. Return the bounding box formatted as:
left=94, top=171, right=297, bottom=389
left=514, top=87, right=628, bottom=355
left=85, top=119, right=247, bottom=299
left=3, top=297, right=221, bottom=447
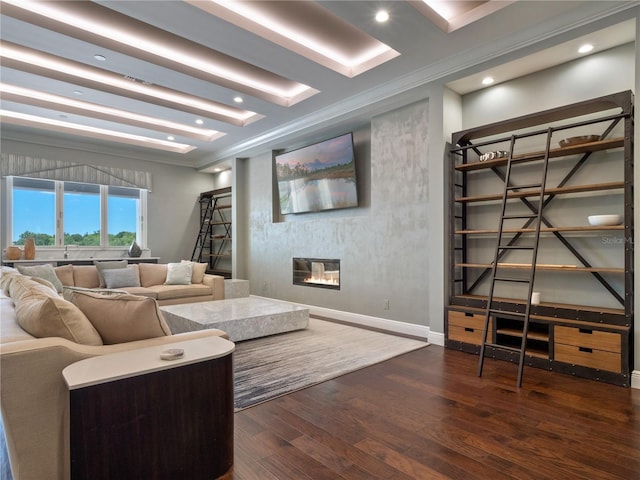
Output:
left=293, top=258, right=340, bottom=290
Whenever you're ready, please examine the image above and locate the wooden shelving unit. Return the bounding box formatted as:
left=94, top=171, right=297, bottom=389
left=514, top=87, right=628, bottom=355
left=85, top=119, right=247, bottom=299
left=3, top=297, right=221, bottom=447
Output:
left=446, top=91, right=634, bottom=386
left=192, top=187, right=232, bottom=278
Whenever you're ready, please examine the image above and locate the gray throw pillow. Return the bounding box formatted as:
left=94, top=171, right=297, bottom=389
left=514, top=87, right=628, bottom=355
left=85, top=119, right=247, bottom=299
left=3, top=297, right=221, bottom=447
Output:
left=102, top=266, right=141, bottom=289
left=16, top=263, right=64, bottom=293
left=94, top=260, right=128, bottom=288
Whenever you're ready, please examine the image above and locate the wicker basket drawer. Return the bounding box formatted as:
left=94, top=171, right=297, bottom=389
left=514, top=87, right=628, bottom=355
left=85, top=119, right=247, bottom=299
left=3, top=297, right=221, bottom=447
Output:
left=555, top=326, right=621, bottom=353
left=448, top=311, right=492, bottom=345
left=554, top=343, right=621, bottom=373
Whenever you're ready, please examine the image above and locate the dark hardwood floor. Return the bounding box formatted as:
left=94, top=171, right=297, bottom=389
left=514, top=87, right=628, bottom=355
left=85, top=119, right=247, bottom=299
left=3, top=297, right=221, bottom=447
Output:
left=232, top=345, right=640, bottom=480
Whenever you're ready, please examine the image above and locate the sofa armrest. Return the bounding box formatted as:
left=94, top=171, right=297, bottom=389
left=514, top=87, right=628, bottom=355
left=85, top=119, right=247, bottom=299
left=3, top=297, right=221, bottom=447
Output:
left=0, top=329, right=228, bottom=480
left=202, top=274, right=225, bottom=300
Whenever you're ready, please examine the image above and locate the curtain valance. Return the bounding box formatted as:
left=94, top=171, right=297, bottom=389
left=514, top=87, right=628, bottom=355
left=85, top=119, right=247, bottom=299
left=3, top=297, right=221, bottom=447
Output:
left=0, top=154, right=152, bottom=191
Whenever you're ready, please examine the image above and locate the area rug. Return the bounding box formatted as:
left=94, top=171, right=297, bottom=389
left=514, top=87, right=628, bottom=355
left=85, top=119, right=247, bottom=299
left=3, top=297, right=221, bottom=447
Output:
left=233, top=318, right=428, bottom=410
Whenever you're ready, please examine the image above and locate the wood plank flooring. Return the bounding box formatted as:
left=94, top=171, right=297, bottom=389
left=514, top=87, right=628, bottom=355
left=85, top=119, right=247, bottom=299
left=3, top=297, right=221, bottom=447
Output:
left=232, top=345, right=640, bottom=480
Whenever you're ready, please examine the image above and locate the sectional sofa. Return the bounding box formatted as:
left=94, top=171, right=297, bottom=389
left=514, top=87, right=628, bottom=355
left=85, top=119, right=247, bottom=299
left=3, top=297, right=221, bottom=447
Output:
left=0, top=262, right=227, bottom=480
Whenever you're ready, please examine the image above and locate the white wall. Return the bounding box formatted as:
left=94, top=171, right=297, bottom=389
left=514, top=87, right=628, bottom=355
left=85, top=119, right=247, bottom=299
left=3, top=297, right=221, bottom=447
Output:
left=0, top=139, right=215, bottom=263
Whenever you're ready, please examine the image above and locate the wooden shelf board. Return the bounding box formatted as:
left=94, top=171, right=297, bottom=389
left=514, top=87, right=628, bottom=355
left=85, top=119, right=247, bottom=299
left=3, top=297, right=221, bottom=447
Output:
left=455, top=138, right=624, bottom=171
left=455, top=181, right=623, bottom=203
left=455, top=225, right=624, bottom=234
left=455, top=263, right=623, bottom=273
left=496, top=328, right=549, bottom=341
left=451, top=294, right=625, bottom=317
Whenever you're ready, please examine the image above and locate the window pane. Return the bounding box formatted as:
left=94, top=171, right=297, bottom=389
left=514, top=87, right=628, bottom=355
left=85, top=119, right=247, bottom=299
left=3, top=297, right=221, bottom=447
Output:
left=64, top=182, right=100, bottom=246
left=12, top=177, right=56, bottom=246
left=108, top=186, right=139, bottom=246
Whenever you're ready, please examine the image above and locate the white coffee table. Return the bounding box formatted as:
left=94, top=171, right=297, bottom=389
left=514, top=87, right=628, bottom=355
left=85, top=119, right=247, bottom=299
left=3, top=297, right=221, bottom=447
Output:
left=160, top=296, right=309, bottom=342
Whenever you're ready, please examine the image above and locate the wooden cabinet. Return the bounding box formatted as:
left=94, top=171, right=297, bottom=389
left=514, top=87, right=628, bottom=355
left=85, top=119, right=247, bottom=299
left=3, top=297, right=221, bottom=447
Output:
left=446, top=91, right=634, bottom=386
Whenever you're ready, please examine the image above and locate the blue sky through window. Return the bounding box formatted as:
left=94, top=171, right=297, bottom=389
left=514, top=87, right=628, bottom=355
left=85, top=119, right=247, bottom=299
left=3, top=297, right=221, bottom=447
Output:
left=13, top=190, right=136, bottom=242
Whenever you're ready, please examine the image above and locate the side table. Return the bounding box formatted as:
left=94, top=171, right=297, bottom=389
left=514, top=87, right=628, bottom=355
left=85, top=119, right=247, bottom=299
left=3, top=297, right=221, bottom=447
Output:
left=63, top=336, right=235, bottom=480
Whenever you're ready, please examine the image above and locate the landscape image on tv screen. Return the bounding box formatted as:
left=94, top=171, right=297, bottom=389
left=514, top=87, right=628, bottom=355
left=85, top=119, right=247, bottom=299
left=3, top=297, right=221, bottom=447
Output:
left=275, top=132, right=358, bottom=214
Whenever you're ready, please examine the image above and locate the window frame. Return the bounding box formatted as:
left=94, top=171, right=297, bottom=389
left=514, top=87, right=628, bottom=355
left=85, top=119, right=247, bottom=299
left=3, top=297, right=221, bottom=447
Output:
left=5, top=176, right=147, bottom=251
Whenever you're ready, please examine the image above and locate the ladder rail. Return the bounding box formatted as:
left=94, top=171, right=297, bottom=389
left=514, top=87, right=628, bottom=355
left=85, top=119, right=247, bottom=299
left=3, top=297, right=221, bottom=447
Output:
left=478, top=128, right=552, bottom=387
left=191, top=195, right=218, bottom=266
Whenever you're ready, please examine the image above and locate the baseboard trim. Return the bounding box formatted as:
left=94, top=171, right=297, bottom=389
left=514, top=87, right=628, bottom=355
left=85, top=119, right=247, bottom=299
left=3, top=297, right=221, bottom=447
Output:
left=632, top=370, right=640, bottom=389
left=251, top=296, right=435, bottom=343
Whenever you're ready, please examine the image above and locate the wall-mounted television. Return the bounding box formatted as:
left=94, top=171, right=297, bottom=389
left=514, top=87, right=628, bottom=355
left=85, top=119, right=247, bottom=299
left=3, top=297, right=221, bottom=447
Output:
left=275, top=132, right=358, bottom=214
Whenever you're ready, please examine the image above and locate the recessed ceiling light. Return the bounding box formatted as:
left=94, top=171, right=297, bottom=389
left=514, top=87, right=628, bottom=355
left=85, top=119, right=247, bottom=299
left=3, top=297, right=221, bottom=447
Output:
left=167, top=135, right=175, bottom=141
left=578, top=44, right=594, bottom=54
left=195, top=119, right=204, bottom=125
left=375, top=10, right=390, bottom=23
left=93, top=54, right=106, bottom=61
left=482, top=76, right=494, bottom=85
left=233, top=96, right=243, bottom=103
left=73, top=90, right=83, bottom=95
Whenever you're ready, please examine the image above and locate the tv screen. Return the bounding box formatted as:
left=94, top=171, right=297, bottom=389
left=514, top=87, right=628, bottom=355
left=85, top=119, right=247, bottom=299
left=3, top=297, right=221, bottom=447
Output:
left=275, top=132, right=358, bottom=214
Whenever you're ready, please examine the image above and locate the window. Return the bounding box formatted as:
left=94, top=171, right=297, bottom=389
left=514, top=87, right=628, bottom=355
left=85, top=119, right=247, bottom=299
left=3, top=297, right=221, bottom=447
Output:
left=11, top=177, right=56, bottom=246
left=64, top=182, right=101, bottom=246
left=8, top=177, right=146, bottom=248
left=108, top=186, right=140, bottom=247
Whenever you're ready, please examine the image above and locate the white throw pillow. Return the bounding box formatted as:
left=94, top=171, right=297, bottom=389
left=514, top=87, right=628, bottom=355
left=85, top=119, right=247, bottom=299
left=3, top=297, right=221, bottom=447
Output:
left=165, top=262, right=193, bottom=285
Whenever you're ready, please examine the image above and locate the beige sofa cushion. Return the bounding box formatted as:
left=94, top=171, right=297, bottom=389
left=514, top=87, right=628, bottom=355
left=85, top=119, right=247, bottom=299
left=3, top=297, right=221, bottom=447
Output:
left=10, top=276, right=103, bottom=345
left=70, top=290, right=172, bottom=344
left=146, top=284, right=212, bottom=300
left=139, top=263, right=167, bottom=287
left=54, top=264, right=74, bottom=286
left=73, top=265, right=101, bottom=288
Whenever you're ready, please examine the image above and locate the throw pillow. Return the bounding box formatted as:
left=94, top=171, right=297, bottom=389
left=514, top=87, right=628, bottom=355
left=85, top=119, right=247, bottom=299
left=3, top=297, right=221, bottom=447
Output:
left=13, top=280, right=103, bottom=345
left=181, top=260, right=207, bottom=284
left=70, top=290, right=172, bottom=344
left=94, top=260, right=128, bottom=288
left=63, top=286, right=128, bottom=303
left=102, top=266, right=141, bottom=289
left=54, top=264, right=74, bottom=286
left=165, top=262, right=192, bottom=285
left=16, top=264, right=64, bottom=293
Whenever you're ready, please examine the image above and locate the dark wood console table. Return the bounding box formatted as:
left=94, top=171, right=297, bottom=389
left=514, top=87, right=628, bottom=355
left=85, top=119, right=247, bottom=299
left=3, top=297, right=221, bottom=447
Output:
left=2, top=257, right=159, bottom=267
left=63, top=336, right=235, bottom=480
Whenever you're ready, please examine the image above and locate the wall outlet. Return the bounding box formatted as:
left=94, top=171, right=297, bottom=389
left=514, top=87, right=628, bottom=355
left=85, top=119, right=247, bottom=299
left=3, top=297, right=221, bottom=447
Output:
left=383, top=299, right=390, bottom=310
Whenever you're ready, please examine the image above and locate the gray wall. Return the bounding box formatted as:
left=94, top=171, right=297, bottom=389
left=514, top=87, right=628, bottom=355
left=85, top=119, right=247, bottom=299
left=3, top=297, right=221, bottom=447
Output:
left=0, top=140, right=215, bottom=263
left=239, top=101, right=431, bottom=327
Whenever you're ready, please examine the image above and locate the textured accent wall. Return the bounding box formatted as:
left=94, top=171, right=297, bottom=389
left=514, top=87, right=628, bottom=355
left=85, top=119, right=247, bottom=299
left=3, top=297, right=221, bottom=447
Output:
left=243, top=100, right=430, bottom=327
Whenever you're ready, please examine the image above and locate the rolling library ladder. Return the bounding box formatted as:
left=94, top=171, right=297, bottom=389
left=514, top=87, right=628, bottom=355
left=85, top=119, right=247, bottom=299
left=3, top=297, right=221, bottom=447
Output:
left=447, top=91, right=634, bottom=387
left=192, top=187, right=232, bottom=278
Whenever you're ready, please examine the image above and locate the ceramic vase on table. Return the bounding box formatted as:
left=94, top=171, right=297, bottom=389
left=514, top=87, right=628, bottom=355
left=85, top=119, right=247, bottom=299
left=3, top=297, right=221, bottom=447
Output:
left=128, top=240, right=142, bottom=258
left=5, top=246, right=22, bottom=260
left=23, top=238, right=36, bottom=260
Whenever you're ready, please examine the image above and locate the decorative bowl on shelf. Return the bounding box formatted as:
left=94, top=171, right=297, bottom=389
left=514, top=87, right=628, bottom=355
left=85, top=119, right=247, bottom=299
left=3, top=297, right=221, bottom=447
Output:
left=587, top=214, right=622, bottom=226
left=479, top=150, right=508, bottom=162
left=559, top=135, right=600, bottom=148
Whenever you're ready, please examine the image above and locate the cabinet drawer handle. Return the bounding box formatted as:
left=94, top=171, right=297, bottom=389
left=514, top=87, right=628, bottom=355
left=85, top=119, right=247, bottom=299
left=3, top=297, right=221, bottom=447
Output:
left=579, top=328, right=593, bottom=334
left=465, top=312, right=473, bottom=317
left=464, top=327, right=474, bottom=332
left=579, top=347, right=593, bottom=353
